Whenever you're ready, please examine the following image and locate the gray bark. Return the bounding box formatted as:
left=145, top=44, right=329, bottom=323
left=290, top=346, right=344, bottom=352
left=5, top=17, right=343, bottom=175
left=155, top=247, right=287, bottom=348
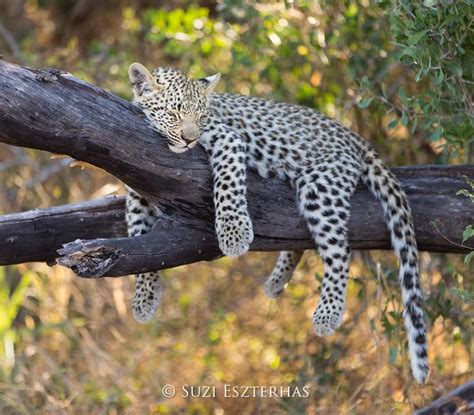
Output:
left=0, top=197, right=126, bottom=266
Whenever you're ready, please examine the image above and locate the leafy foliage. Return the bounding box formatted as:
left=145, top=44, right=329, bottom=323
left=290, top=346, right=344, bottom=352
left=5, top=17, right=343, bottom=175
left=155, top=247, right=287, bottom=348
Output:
left=359, top=0, right=474, bottom=161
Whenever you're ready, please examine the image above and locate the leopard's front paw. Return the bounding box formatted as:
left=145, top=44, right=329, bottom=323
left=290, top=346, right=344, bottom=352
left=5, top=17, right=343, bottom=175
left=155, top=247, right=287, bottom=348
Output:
left=216, top=213, right=254, bottom=257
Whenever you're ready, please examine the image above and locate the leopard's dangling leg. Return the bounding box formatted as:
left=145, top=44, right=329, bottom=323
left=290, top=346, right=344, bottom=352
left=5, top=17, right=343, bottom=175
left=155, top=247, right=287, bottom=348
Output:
left=126, top=187, right=162, bottom=322
left=132, top=271, right=161, bottom=323
left=295, top=155, right=360, bottom=336
left=264, top=251, right=304, bottom=298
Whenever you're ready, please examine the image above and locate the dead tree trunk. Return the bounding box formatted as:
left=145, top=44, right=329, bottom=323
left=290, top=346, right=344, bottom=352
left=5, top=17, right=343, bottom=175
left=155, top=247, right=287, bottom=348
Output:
left=0, top=60, right=472, bottom=277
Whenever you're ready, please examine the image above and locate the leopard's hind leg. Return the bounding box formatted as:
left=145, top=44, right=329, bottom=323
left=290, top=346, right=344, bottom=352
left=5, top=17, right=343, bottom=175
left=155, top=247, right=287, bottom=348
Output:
left=264, top=251, right=304, bottom=298
left=295, top=155, right=361, bottom=336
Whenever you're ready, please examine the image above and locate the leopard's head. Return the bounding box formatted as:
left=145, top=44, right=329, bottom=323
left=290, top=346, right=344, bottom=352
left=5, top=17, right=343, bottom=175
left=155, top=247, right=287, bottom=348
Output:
left=129, top=63, right=220, bottom=153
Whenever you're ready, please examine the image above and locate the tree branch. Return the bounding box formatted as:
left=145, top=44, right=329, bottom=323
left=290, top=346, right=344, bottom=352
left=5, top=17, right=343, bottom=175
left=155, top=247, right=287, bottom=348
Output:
left=415, top=380, right=474, bottom=415
left=0, top=197, right=126, bottom=266
left=0, top=60, right=473, bottom=277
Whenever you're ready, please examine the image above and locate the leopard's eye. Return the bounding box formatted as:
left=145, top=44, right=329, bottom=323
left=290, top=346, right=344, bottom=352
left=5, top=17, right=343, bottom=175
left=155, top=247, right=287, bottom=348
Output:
left=167, top=109, right=181, bottom=121
left=198, top=114, right=206, bottom=127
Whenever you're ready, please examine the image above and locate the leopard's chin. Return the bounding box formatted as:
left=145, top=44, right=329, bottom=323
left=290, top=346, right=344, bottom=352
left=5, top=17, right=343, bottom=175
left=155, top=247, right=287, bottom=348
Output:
left=168, top=139, right=199, bottom=153
left=187, top=139, right=199, bottom=149
left=168, top=144, right=189, bottom=154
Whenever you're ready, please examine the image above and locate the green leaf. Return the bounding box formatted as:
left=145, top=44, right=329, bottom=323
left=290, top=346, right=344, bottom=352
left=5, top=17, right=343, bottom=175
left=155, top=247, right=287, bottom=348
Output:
left=407, top=30, right=428, bottom=46
left=430, top=126, right=442, bottom=141
left=388, top=119, right=399, bottom=129
left=389, top=346, right=398, bottom=365
left=415, top=68, right=425, bottom=82
left=435, top=70, right=444, bottom=85
left=388, top=311, right=402, bottom=323
left=393, top=49, right=408, bottom=62
left=462, top=225, right=474, bottom=243
left=401, top=112, right=409, bottom=127
left=398, top=88, right=408, bottom=105
left=465, top=251, right=474, bottom=265
left=358, top=97, right=374, bottom=109
left=446, top=62, right=463, bottom=77
left=360, top=76, right=370, bottom=88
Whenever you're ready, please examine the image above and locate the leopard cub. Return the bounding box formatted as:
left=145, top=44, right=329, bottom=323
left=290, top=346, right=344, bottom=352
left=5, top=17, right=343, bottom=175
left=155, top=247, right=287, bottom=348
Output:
left=125, top=63, right=429, bottom=384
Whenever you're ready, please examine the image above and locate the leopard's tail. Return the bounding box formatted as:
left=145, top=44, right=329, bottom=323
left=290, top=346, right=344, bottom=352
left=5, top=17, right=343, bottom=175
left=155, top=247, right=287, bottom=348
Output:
left=359, top=143, right=429, bottom=384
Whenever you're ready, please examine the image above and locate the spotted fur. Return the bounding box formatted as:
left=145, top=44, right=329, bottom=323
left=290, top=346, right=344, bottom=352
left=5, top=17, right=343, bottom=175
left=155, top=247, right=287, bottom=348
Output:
left=126, top=63, right=429, bottom=383
left=264, top=251, right=304, bottom=299
left=125, top=187, right=161, bottom=322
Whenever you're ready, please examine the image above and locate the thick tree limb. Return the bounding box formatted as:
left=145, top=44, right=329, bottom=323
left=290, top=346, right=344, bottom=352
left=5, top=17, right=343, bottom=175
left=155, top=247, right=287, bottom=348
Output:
left=0, top=197, right=126, bottom=266
left=0, top=60, right=473, bottom=277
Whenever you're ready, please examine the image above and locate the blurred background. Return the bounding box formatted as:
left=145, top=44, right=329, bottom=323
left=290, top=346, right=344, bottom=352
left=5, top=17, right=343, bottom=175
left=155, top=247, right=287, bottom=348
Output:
left=0, top=0, right=472, bottom=413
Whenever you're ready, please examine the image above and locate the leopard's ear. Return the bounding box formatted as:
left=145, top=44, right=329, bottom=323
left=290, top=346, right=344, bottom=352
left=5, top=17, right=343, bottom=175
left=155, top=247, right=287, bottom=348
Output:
left=197, top=73, right=221, bottom=95
left=129, top=63, right=157, bottom=97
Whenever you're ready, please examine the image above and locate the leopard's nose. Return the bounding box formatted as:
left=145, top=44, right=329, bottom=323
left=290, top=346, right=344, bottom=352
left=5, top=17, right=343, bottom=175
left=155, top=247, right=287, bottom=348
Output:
left=182, top=117, right=199, bottom=143
left=182, top=134, right=198, bottom=144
